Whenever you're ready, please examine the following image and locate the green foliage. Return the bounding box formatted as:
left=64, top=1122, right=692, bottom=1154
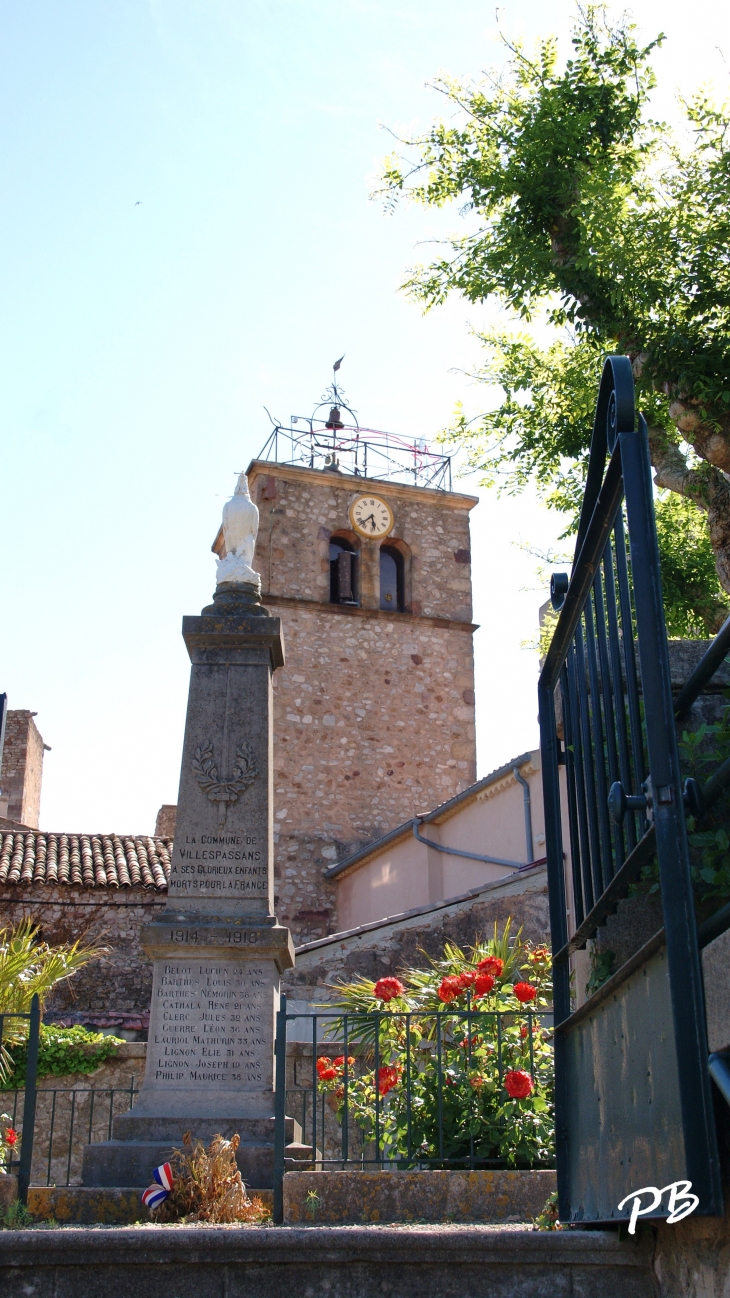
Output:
left=3, top=1024, right=123, bottom=1089
left=679, top=714, right=730, bottom=913
left=585, top=950, right=615, bottom=997
left=0, top=1200, right=35, bottom=1229
left=320, top=923, right=555, bottom=1169
left=654, top=493, right=729, bottom=636
left=381, top=6, right=730, bottom=409
left=0, top=920, right=106, bottom=1018
left=0, top=920, right=107, bottom=1084
left=635, top=709, right=730, bottom=916
left=533, top=1189, right=562, bottom=1231
left=380, top=4, right=730, bottom=607
left=448, top=329, right=727, bottom=642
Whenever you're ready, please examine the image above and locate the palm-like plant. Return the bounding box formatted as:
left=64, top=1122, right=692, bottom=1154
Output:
left=0, top=920, right=106, bottom=1082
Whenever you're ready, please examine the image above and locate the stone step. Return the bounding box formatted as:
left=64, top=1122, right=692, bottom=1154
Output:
left=27, top=1185, right=274, bottom=1226
left=283, top=1169, right=558, bottom=1225
left=83, top=1136, right=278, bottom=1189
left=0, top=1222, right=657, bottom=1297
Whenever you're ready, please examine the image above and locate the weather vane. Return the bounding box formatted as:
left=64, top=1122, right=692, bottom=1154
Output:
left=318, top=355, right=357, bottom=430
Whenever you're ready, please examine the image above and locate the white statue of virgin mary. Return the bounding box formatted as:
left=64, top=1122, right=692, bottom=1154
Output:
left=215, top=472, right=261, bottom=589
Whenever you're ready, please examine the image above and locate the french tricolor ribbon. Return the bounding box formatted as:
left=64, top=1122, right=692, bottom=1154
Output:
left=153, top=1162, right=173, bottom=1192
left=142, top=1183, right=168, bottom=1209
left=141, top=1161, right=174, bottom=1209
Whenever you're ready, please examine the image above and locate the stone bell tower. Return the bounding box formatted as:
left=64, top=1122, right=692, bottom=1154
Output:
left=214, top=385, right=479, bottom=945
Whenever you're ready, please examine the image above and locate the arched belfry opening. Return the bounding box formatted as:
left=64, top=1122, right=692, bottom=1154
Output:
left=330, top=536, right=358, bottom=605
left=380, top=544, right=404, bottom=612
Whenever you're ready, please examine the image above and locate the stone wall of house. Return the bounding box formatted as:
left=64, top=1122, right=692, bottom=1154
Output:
left=0, top=711, right=47, bottom=828
left=0, top=887, right=165, bottom=1017
left=247, top=461, right=478, bottom=946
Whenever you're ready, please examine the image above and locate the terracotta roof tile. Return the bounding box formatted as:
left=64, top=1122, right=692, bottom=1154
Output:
left=0, top=831, right=171, bottom=891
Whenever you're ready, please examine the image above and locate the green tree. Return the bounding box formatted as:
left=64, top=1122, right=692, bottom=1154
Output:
left=379, top=5, right=730, bottom=625
left=0, top=920, right=105, bottom=1083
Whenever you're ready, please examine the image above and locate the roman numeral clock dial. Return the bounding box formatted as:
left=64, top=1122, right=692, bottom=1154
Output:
left=349, top=494, right=394, bottom=539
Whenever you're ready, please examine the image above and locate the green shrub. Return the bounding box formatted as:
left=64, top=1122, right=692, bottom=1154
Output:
left=318, top=922, right=555, bottom=1169
left=3, top=1024, right=124, bottom=1088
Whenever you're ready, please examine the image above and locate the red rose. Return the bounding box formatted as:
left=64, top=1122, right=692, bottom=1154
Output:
left=378, top=1065, right=401, bottom=1096
left=477, top=956, right=504, bottom=978
left=528, top=945, right=550, bottom=966
left=459, top=1033, right=480, bottom=1050
left=373, top=977, right=406, bottom=1003
left=332, top=1056, right=355, bottom=1069
left=4, top=1128, right=17, bottom=1146
left=513, top=982, right=537, bottom=1004
left=438, top=976, right=464, bottom=1003
left=457, top=970, right=478, bottom=989
left=474, top=973, right=495, bottom=997
left=520, top=1024, right=529, bottom=1040
left=469, top=1075, right=485, bottom=1090
left=319, top=1067, right=337, bottom=1081
left=316, top=1056, right=332, bottom=1078
left=504, top=1069, right=534, bottom=1099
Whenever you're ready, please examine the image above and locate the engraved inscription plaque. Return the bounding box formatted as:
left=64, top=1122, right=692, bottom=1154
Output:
left=148, top=959, right=272, bottom=1092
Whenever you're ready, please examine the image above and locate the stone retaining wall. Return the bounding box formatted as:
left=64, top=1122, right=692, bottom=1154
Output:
left=0, top=1223, right=657, bottom=1298
left=1, top=1043, right=144, bottom=1187
left=283, top=1169, right=557, bottom=1225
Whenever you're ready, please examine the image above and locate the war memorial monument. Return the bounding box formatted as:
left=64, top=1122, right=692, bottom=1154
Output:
left=82, top=471, right=294, bottom=1189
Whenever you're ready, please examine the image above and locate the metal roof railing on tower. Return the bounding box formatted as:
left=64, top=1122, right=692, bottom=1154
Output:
left=256, top=419, right=452, bottom=491
left=255, top=360, right=453, bottom=491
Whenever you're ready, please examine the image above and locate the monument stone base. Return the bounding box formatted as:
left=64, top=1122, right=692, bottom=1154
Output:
left=81, top=1116, right=302, bottom=1190
left=82, top=917, right=296, bottom=1191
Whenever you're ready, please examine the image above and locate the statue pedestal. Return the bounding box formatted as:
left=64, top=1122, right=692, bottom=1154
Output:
left=83, top=595, right=296, bottom=1190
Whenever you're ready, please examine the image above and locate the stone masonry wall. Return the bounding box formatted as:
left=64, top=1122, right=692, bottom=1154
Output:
left=246, top=461, right=478, bottom=945
left=0, top=710, right=46, bottom=828
left=268, top=604, right=477, bottom=942
left=0, top=887, right=165, bottom=1016
left=249, top=461, right=475, bottom=623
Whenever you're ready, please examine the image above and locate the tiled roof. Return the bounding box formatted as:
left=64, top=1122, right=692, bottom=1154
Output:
left=0, top=832, right=171, bottom=890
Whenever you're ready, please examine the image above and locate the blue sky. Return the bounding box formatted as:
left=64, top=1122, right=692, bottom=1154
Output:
left=2, top=1, right=728, bottom=831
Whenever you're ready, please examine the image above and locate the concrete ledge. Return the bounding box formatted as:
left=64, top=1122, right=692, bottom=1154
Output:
left=26, top=1185, right=274, bottom=1225
left=283, top=1169, right=557, bottom=1224
left=27, top=1186, right=151, bottom=1225
left=0, top=1223, right=656, bottom=1298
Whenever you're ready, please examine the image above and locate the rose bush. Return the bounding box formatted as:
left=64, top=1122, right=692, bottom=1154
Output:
left=0, top=1113, right=18, bottom=1173
left=316, top=920, right=554, bottom=1168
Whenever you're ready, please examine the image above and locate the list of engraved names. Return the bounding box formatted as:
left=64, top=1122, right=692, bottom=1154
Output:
left=169, top=832, right=267, bottom=899
left=151, top=960, right=270, bottom=1086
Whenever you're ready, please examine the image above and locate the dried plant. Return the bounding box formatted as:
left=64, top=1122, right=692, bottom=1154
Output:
left=153, top=1132, right=269, bottom=1224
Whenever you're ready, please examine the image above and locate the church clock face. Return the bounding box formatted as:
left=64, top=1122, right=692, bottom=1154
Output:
left=349, top=494, right=394, bottom=539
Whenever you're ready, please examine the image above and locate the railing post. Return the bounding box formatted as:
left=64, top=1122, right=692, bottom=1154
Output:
left=17, top=993, right=40, bottom=1205
left=273, top=992, right=287, bottom=1225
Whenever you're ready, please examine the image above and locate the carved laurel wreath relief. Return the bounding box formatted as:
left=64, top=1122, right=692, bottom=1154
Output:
left=192, top=741, right=258, bottom=827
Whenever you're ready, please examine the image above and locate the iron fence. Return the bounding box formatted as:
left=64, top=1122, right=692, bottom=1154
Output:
left=540, top=354, right=726, bottom=1223
left=273, top=995, right=554, bottom=1223
left=2, top=1080, right=138, bottom=1189
left=1, top=994, right=40, bottom=1203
